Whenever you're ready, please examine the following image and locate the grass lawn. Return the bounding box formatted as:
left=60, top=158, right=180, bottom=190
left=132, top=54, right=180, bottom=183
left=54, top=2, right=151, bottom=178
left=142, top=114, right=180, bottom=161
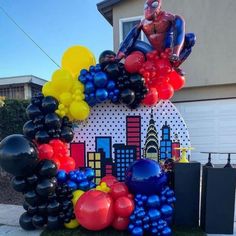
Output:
left=41, top=226, right=206, bottom=236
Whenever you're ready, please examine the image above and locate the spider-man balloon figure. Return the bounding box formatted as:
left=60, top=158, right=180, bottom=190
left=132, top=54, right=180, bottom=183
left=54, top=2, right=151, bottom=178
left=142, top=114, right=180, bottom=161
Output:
left=117, top=0, right=196, bottom=74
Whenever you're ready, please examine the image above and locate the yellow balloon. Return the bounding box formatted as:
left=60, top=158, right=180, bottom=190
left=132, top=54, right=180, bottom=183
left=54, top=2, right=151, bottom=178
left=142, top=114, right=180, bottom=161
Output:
left=59, top=92, right=72, bottom=106
left=72, top=190, right=84, bottom=206
left=51, top=69, right=74, bottom=92
left=69, top=101, right=90, bottom=121
left=42, top=82, right=58, bottom=99
left=64, top=219, right=79, bottom=229
left=61, top=45, right=96, bottom=77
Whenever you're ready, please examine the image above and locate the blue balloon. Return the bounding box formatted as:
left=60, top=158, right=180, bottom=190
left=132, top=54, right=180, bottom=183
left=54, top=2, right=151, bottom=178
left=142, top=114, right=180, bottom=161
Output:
left=56, top=170, right=67, bottom=183
left=78, top=181, right=90, bottom=191
left=84, top=168, right=95, bottom=181
left=86, top=74, right=93, bottom=82
left=151, top=227, right=158, bottom=235
left=147, top=195, right=161, bottom=208
left=143, top=224, right=150, bottom=231
left=125, top=159, right=168, bottom=195
left=128, top=223, right=135, bottom=232
left=130, top=215, right=136, bottom=222
left=137, top=211, right=145, bottom=219
left=96, top=89, right=108, bottom=102
left=89, top=182, right=96, bottom=189
left=85, top=82, right=95, bottom=94
left=95, top=64, right=102, bottom=72
left=152, top=222, right=158, bottom=227
left=132, top=227, right=143, bottom=236
left=89, top=65, right=95, bottom=72
left=80, top=69, right=88, bottom=76
left=162, top=227, right=172, bottom=236
left=135, top=219, right=142, bottom=226
left=79, top=75, right=87, bottom=84
left=70, top=174, right=77, bottom=181
left=94, top=72, right=108, bottom=88
left=148, top=209, right=161, bottom=221
left=114, top=89, right=120, bottom=95
left=160, top=205, right=173, bottom=218
left=166, top=190, right=175, bottom=197
left=106, top=80, right=116, bottom=91
left=67, top=180, right=77, bottom=190
left=108, top=92, right=114, bottom=99
left=143, top=216, right=150, bottom=224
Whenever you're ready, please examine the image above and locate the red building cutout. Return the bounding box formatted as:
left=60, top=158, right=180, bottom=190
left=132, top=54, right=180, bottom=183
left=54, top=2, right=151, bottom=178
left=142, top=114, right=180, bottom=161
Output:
left=70, top=142, right=86, bottom=168
left=126, top=116, right=141, bottom=159
left=172, top=134, right=180, bottom=161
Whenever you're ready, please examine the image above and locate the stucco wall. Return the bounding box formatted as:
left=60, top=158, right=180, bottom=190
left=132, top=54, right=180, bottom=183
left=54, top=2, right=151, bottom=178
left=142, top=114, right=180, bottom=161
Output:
left=112, top=0, right=236, bottom=90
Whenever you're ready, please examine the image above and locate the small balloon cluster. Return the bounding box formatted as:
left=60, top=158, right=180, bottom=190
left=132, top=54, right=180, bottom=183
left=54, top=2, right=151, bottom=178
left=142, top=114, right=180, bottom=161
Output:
left=23, top=94, right=74, bottom=144
left=74, top=176, right=135, bottom=231
left=57, top=168, right=96, bottom=191
left=38, top=139, right=75, bottom=172
left=137, top=49, right=186, bottom=106
left=103, top=62, right=148, bottom=109
left=79, top=65, right=120, bottom=106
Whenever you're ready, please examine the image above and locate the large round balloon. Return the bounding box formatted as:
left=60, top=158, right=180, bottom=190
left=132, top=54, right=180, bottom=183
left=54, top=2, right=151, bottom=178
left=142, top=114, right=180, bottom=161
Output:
left=125, top=159, right=168, bottom=195
left=0, top=135, right=39, bottom=176
left=75, top=190, right=114, bottom=231
left=61, top=45, right=96, bottom=77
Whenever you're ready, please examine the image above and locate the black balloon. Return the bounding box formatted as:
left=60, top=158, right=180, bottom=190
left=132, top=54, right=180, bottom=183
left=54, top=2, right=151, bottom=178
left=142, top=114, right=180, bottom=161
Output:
left=33, top=115, right=44, bottom=125
left=35, top=130, right=50, bottom=144
left=36, top=178, right=56, bottom=197
left=47, top=215, right=62, bottom=230
left=44, top=113, right=61, bottom=129
left=41, top=96, right=59, bottom=113
left=19, top=212, right=35, bottom=231
left=32, top=215, right=46, bottom=228
left=26, top=104, right=42, bottom=120
left=38, top=203, right=47, bottom=215
left=120, top=89, right=135, bottom=105
left=0, top=134, right=39, bottom=176
left=23, top=121, right=37, bottom=140
left=11, top=176, right=28, bottom=193
left=104, top=62, right=120, bottom=80
left=27, top=174, right=38, bottom=186
left=24, top=190, right=40, bottom=206
left=47, top=200, right=60, bottom=215
left=99, top=50, right=116, bottom=69
left=37, top=160, right=57, bottom=178
left=27, top=205, right=38, bottom=215
left=23, top=202, right=29, bottom=211
left=60, top=127, right=74, bottom=143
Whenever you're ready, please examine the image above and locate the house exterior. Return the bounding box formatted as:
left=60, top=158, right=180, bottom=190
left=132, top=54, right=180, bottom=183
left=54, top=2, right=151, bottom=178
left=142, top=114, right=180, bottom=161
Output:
left=97, top=0, right=236, bottom=163
left=0, top=75, right=47, bottom=100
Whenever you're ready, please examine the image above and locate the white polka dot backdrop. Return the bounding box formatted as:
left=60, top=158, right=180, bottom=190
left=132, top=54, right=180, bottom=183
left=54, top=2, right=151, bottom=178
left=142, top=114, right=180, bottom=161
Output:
left=73, top=100, right=191, bottom=158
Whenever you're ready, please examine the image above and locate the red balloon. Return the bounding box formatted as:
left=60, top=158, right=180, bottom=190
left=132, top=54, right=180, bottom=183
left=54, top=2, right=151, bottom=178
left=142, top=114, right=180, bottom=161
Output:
left=75, top=190, right=114, bottom=231
left=156, top=59, right=172, bottom=75
left=112, top=216, right=129, bottom=231
left=168, top=71, right=186, bottom=91
left=52, top=157, right=61, bottom=169
left=142, top=87, right=159, bottom=106
left=59, top=156, right=75, bottom=173
left=158, top=82, right=174, bottom=100
left=114, top=196, right=134, bottom=218
left=110, top=183, right=129, bottom=200
left=38, top=144, right=54, bottom=160
left=101, top=176, right=118, bottom=187
left=124, top=51, right=145, bottom=73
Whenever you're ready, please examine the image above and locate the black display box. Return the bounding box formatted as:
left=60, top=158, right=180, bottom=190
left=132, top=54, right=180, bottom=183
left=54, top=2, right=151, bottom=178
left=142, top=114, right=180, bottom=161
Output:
left=200, top=167, right=236, bottom=234
left=173, top=162, right=201, bottom=227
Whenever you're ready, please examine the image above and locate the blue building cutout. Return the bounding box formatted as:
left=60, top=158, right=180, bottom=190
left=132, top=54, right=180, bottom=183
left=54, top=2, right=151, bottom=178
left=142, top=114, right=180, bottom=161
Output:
left=95, top=137, right=112, bottom=159
left=113, top=144, right=136, bottom=182
left=160, top=122, right=172, bottom=160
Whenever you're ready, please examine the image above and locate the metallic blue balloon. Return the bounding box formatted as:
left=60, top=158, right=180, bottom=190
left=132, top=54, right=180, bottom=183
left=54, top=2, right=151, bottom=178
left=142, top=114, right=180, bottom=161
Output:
left=56, top=170, right=67, bottom=183
left=147, top=195, right=161, bottom=208
left=132, top=227, right=143, bottom=236
left=143, top=223, right=150, bottom=231
left=86, top=74, right=93, bottom=82
left=135, top=219, right=142, bottom=226
left=137, top=211, right=145, bottom=219
left=130, top=214, right=136, bottom=222
left=152, top=222, right=158, bottom=227
left=143, top=216, right=150, bottom=224
left=94, top=72, right=108, bottom=88
left=76, top=175, right=83, bottom=183
left=148, top=209, right=161, bottom=221
left=162, top=227, right=172, bottom=236
left=85, top=82, right=95, bottom=94
left=141, top=195, right=148, bottom=202
left=125, top=159, right=168, bottom=195
left=84, top=168, right=95, bottom=181
left=128, top=223, right=135, bottom=232
left=114, top=89, right=120, bottom=95
left=160, top=205, right=173, bottom=217
left=78, top=181, right=90, bottom=191
left=95, top=64, right=102, bottom=72
left=106, top=80, right=116, bottom=91
left=79, top=75, right=87, bottom=84
left=96, top=89, right=108, bottom=102
left=80, top=69, right=88, bottom=76
left=67, top=180, right=77, bottom=190
left=89, top=66, right=95, bottom=72
left=151, top=227, right=158, bottom=235
left=89, top=182, right=96, bottom=189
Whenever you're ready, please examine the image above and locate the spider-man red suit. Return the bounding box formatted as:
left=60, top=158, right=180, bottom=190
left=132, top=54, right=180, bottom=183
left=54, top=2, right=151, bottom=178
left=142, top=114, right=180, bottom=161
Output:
left=117, top=0, right=196, bottom=69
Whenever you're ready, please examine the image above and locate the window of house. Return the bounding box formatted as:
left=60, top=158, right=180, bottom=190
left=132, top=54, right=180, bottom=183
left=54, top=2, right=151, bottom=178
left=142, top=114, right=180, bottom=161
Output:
left=119, top=16, right=150, bottom=44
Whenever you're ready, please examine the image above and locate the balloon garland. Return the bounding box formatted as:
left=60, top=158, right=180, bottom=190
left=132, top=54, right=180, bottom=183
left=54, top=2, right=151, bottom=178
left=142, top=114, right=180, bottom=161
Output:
left=0, top=45, right=179, bottom=235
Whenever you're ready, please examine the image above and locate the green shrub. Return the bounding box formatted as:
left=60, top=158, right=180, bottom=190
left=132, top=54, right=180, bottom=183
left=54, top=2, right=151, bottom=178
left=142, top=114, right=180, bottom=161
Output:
left=0, top=99, right=29, bottom=140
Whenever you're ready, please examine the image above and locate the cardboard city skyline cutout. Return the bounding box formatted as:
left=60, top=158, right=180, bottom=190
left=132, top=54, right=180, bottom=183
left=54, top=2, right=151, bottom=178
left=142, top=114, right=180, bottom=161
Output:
left=71, top=100, right=191, bottom=182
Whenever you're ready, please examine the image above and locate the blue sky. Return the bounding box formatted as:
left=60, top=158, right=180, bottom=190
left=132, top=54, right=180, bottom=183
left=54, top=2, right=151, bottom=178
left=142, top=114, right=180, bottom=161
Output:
left=0, top=0, right=113, bottom=80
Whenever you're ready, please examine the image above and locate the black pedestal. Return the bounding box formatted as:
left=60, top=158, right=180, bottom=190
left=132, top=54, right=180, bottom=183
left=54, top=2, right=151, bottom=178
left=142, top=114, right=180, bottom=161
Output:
left=200, top=167, right=236, bottom=234
left=173, top=162, right=201, bottom=227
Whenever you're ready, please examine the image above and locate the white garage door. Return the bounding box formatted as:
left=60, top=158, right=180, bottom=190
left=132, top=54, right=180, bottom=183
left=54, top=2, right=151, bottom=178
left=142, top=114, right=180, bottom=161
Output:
left=175, top=99, right=236, bottom=165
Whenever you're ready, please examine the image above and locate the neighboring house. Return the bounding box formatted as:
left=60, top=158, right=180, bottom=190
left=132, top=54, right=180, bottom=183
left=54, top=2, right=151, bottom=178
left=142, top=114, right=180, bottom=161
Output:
left=0, top=75, right=47, bottom=100
left=97, top=0, right=236, bottom=163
